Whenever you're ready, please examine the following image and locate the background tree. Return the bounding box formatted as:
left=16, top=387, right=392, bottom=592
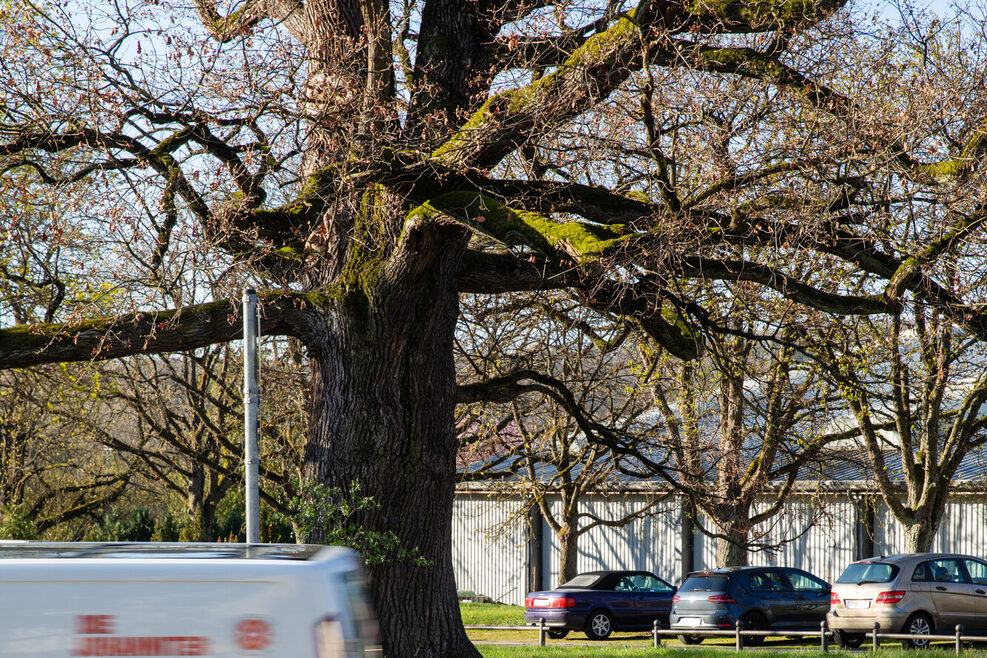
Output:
left=601, top=290, right=852, bottom=567
left=0, top=366, right=134, bottom=538
left=3, top=0, right=987, bottom=654
left=822, top=308, right=987, bottom=552
left=64, top=342, right=306, bottom=541
left=457, top=292, right=669, bottom=585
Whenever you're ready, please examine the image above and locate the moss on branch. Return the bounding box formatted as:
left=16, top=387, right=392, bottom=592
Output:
left=685, top=0, right=846, bottom=32
left=432, top=5, right=646, bottom=167
left=409, top=192, right=630, bottom=261
left=0, top=295, right=311, bottom=370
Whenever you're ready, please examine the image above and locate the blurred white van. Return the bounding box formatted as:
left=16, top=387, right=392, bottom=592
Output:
left=0, top=542, right=380, bottom=657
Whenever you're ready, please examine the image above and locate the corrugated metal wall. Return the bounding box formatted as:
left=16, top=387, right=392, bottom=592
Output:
left=452, top=492, right=987, bottom=606
left=936, top=496, right=987, bottom=554
left=451, top=494, right=527, bottom=605
left=540, top=494, right=683, bottom=590
left=874, top=495, right=987, bottom=557
left=690, top=497, right=855, bottom=583
left=743, top=497, right=856, bottom=584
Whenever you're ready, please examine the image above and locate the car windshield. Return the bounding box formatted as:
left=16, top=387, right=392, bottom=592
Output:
left=679, top=574, right=729, bottom=592
left=837, top=562, right=899, bottom=584
left=558, top=574, right=601, bottom=589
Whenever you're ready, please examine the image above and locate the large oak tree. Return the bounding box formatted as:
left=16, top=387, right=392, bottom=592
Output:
left=3, top=0, right=987, bottom=654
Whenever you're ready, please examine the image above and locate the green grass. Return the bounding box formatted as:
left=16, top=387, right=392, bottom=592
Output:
left=478, top=649, right=987, bottom=658
left=459, top=604, right=987, bottom=656
left=461, top=602, right=525, bottom=626
left=478, top=647, right=661, bottom=657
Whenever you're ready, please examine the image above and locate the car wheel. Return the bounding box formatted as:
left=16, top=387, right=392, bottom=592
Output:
left=677, top=634, right=704, bottom=645
left=547, top=629, right=569, bottom=639
left=833, top=629, right=865, bottom=649
left=742, top=612, right=767, bottom=647
left=901, top=613, right=934, bottom=649
left=584, top=610, right=614, bottom=640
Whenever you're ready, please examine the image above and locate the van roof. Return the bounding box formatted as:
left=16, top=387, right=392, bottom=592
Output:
left=0, top=542, right=338, bottom=561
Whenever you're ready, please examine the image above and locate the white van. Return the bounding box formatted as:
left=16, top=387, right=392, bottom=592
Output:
left=0, top=542, right=380, bottom=657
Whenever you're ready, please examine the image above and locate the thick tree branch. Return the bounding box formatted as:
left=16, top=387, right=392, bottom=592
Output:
left=0, top=293, right=317, bottom=370
left=677, top=257, right=891, bottom=315
left=193, top=0, right=307, bottom=43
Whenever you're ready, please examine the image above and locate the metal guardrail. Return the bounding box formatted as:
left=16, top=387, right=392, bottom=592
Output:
left=467, top=618, right=987, bottom=651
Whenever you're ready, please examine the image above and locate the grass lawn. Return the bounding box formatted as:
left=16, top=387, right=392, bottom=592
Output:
left=477, top=649, right=987, bottom=658
left=459, top=603, right=987, bottom=658
left=460, top=603, right=987, bottom=656
left=461, top=602, right=525, bottom=626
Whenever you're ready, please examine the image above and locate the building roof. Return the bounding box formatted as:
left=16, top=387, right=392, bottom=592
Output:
left=457, top=444, right=987, bottom=494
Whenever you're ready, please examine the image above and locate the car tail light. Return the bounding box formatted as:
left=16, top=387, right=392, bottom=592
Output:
left=875, top=591, right=906, bottom=605
left=526, top=597, right=574, bottom=608
left=707, top=594, right=737, bottom=604
left=673, top=595, right=680, bottom=603
left=550, top=597, right=575, bottom=608
left=831, top=591, right=841, bottom=605
left=315, top=617, right=359, bottom=658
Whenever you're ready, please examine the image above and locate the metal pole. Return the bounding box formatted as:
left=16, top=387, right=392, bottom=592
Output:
left=653, top=620, right=661, bottom=648
left=956, top=625, right=964, bottom=655
left=821, top=621, right=828, bottom=653
left=538, top=618, right=546, bottom=646
left=243, top=289, right=260, bottom=544
left=736, top=619, right=743, bottom=650
left=872, top=622, right=880, bottom=651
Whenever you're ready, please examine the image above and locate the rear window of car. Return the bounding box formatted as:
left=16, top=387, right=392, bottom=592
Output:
left=558, top=574, right=602, bottom=589
left=679, top=574, right=730, bottom=592
left=836, top=562, right=899, bottom=584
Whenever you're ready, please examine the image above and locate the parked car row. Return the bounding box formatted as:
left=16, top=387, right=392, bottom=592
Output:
left=524, top=552, right=987, bottom=647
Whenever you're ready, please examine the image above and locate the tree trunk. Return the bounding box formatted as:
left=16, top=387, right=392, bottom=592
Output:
left=715, top=511, right=750, bottom=567
left=902, top=520, right=935, bottom=552
left=301, top=221, right=477, bottom=657
left=902, top=512, right=938, bottom=552
left=557, top=516, right=579, bottom=587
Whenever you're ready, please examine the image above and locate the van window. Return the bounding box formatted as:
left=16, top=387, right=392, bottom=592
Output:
left=837, top=562, right=899, bottom=584
left=679, top=574, right=729, bottom=592
left=342, top=572, right=379, bottom=652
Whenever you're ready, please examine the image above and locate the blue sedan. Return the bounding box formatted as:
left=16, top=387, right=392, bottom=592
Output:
left=524, top=570, right=676, bottom=640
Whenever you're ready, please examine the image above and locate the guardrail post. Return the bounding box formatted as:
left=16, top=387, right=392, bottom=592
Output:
left=872, top=622, right=880, bottom=651
left=956, top=624, right=964, bottom=655
left=821, top=621, right=828, bottom=653
left=653, top=619, right=661, bottom=648
left=539, top=618, right=546, bottom=646
left=736, top=619, right=743, bottom=650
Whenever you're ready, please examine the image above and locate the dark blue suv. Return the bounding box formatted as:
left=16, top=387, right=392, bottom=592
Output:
left=670, top=567, right=830, bottom=645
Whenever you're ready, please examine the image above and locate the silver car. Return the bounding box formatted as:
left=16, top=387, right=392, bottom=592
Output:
left=828, top=553, right=987, bottom=648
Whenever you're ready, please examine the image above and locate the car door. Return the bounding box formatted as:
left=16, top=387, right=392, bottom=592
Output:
left=749, top=570, right=799, bottom=628
left=961, top=558, right=987, bottom=633
left=927, top=558, right=979, bottom=631
left=632, top=574, right=675, bottom=628
left=785, top=569, right=831, bottom=628
left=611, top=574, right=644, bottom=628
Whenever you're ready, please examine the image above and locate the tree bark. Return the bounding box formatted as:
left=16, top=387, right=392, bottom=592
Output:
left=300, top=219, right=477, bottom=656
left=715, top=520, right=750, bottom=568
left=557, top=512, right=580, bottom=587
left=902, top=518, right=936, bottom=553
